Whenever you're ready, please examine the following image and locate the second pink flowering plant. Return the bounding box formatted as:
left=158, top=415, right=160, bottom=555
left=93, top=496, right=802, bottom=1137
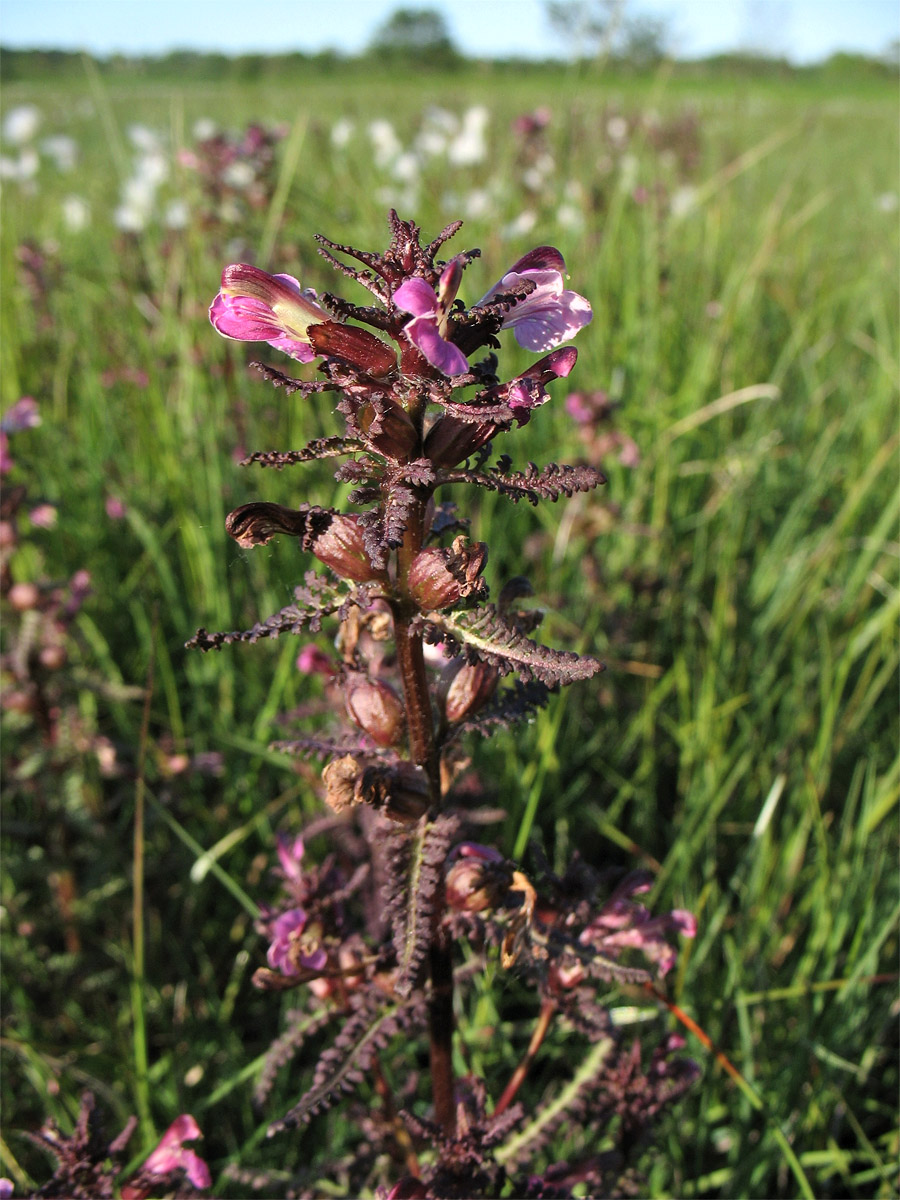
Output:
left=190, top=212, right=696, bottom=1197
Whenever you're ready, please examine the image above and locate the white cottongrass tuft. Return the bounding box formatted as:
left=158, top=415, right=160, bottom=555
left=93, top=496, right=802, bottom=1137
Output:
left=3, top=105, right=41, bottom=145
left=62, top=194, right=90, bottom=232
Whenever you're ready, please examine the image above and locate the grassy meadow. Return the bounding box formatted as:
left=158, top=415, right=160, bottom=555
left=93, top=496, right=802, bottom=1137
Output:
left=1, top=56, right=898, bottom=1198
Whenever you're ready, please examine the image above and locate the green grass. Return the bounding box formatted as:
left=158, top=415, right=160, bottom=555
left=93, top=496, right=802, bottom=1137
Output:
left=1, top=59, right=897, bottom=1198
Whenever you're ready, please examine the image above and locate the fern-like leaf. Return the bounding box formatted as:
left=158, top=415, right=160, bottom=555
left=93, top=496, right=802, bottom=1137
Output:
left=268, top=990, right=425, bottom=1133
left=441, top=461, right=606, bottom=506
left=186, top=577, right=346, bottom=651
left=426, top=607, right=604, bottom=687
left=240, top=438, right=363, bottom=470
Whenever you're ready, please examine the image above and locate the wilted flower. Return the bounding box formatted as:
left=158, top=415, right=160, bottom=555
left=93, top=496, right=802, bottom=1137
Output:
left=476, top=247, right=593, bottom=353
left=142, top=1114, right=211, bottom=1190
left=579, top=872, right=697, bottom=978
left=210, top=264, right=329, bottom=362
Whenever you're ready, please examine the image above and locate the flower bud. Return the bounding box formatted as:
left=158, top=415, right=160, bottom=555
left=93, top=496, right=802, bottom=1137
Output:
left=441, top=659, right=499, bottom=723
left=358, top=397, right=418, bottom=460
left=424, top=415, right=496, bottom=468
left=307, top=322, right=397, bottom=378
left=445, top=842, right=511, bottom=913
left=309, top=514, right=386, bottom=584
left=344, top=674, right=405, bottom=747
left=39, top=644, right=67, bottom=671
left=407, top=538, right=487, bottom=611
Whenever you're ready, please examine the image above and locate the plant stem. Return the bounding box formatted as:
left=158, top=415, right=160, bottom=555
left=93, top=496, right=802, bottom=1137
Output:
left=428, top=907, right=457, bottom=1137
left=493, top=998, right=556, bottom=1118
left=392, top=485, right=456, bottom=1136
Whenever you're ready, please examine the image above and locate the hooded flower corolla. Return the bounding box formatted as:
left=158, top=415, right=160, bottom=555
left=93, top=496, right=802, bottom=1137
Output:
left=477, top=246, right=592, bottom=353
left=210, top=264, right=329, bottom=362
left=393, top=258, right=469, bottom=378
left=505, top=346, right=578, bottom=423
left=267, top=907, right=328, bottom=976
left=143, top=1114, right=211, bottom=1190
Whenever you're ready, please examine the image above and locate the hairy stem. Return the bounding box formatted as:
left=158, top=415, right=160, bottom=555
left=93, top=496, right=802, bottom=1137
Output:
left=428, top=903, right=457, bottom=1137
left=391, top=479, right=456, bottom=1136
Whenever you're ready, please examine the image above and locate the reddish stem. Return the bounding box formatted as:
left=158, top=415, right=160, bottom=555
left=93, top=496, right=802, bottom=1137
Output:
left=392, top=487, right=456, bottom=1137
left=493, top=998, right=556, bottom=1117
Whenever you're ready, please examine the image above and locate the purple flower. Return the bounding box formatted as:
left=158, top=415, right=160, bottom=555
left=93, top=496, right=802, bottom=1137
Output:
left=476, top=246, right=592, bottom=353
left=394, top=259, right=469, bottom=378
left=143, top=1114, right=211, bottom=1190
left=266, top=907, right=328, bottom=976
left=209, top=264, right=329, bottom=362
left=1, top=396, right=40, bottom=433
left=296, top=644, right=337, bottom=678
left=503, top=346, right=578, bottom=424
left=578, top=873, right=697, bottom=978
left=276, top=832, right=307, bottom=883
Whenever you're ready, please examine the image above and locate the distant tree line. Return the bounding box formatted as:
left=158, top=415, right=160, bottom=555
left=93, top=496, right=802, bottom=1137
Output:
left=0, top=2, right=896, bottom=84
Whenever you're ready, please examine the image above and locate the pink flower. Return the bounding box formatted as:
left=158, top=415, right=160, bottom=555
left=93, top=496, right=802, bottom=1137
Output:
left=296, top=644, right=337, bottom=678
left=266, top=907, right=328, bottom=976
left=505, top=346, right=578, bottom=423
left=394, top=258, right=469, bottom=378
left=579, top=873, right=697, bottom=978
left=275, top=832, right=306, bottom=883
left=209, top=264, right=329, bottom=362
left=476, top=247, right=592, bottom=353
left=1, top=396, right=40, bottom=433
left=29, top=503, right=57, bottom=528
left=143, top=1114, right=211, bottom=1190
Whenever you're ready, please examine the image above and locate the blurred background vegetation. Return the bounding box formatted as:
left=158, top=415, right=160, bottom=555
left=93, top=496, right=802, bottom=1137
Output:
left=1, top=5, right=897, bottom=1195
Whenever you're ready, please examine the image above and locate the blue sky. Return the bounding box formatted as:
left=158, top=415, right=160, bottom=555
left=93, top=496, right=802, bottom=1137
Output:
left=1, top=0, right=897, bottom=62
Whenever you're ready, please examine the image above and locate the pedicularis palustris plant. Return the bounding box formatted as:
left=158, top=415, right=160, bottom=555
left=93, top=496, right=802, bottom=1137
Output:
left=189, top=212, right=697, bottom=1199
